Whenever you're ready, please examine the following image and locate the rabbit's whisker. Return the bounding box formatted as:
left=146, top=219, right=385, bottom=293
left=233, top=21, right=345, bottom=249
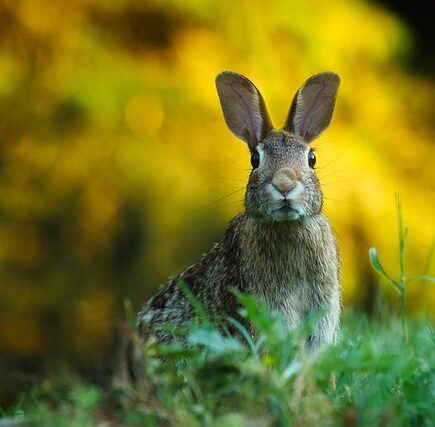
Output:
left=321, top=180, right=351, bottom=186
left=209, top=200, right=244, bottom=210
left=200, top=187, right=245, bottom=210
left=317, top=150, right=348, bottom=170
left=318, top=168, right=353, bottom=179
left=214, top=176, right=248, bottom=183
left=323, top=197, right=352, bottom=205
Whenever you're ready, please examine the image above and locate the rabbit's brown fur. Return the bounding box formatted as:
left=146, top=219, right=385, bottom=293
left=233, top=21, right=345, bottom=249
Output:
left=138, top=72, right=341, bottom=349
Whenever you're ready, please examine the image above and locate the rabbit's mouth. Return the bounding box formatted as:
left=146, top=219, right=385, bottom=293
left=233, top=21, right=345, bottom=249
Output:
left=272, top=203, right=302, bottom=221
left=280, top=205, right=295, bottom=212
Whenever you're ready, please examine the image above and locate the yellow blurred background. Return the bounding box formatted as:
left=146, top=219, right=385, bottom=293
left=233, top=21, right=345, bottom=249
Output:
left=0, top=0, right=433, bottom=401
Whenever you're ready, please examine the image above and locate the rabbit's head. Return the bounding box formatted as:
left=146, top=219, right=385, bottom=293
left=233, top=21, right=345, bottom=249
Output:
left=216, top=72, right=340, bottom=222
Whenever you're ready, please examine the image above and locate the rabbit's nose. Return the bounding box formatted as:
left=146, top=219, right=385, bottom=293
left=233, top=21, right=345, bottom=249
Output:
left=272, top=168, right=298, bottom=196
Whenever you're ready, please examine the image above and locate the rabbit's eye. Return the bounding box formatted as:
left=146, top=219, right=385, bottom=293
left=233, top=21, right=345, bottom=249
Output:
left=308, top=150, right=316, bottom=168
left=251, top=150, right=260, bottom=169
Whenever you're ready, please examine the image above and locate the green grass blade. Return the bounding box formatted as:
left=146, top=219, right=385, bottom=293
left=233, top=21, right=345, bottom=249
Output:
left=227, top=317, right=258, bottom=356
left=176, top=278, right=209, bottom=323
left=369, top=247, right=401, bottom=292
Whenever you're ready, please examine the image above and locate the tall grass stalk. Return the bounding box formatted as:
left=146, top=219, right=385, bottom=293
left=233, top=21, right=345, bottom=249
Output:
left=396, top=193, right=408, bottom=342
left=369, top=193, right=435, bottom=343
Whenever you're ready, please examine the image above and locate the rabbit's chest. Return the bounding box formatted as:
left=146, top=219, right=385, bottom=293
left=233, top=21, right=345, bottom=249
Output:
left=241, top=238, right=330, bottom=325
left=238, top=215, right=338, bottom=327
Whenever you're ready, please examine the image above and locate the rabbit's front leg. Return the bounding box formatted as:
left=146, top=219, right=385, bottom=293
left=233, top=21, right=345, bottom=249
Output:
left=306, top=293, right=340, bottom=350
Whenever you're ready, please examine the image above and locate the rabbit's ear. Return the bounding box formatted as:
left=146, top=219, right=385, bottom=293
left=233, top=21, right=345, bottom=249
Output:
left=284, top=72, right=340, bottom=142
left=216, top=72, right=272, bottom=150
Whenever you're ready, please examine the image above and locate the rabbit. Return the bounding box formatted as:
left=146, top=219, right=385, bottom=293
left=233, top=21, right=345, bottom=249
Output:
left=137, top=71, right=341, bottom=350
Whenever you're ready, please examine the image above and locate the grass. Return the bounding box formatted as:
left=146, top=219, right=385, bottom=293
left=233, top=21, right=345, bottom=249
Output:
left=3, top=301, right=434, bottom=427
left=2, top=198, right=435, bottom=427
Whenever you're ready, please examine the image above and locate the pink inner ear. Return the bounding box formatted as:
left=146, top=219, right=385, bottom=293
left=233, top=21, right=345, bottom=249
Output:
left=300, top=82, right=327, bottom=138
left=216, top=72, right=272, bottom=147
left=230, top=81, right=260, bottom=142
left=290, top=75, right=339, bottom=142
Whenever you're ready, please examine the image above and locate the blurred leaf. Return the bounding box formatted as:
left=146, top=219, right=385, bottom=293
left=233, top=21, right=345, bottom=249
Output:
left=177, top=279, right=210, bottom=323
left=369, top=247, right=401, bottom=292
left=187, top=324, right=243, bottom=354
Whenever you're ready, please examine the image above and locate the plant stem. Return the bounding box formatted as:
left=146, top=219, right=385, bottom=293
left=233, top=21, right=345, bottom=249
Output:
left=396, top=193, right=405, bottom=283
left=396, top=193, right=408, bottom=343
left=400, top=290, right=408, bottom=343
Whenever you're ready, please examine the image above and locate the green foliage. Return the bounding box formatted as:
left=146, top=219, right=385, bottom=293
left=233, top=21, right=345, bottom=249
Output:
left=5, top=299, right=434, bottom=427
left=369, top=194, right=435, bottom=343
